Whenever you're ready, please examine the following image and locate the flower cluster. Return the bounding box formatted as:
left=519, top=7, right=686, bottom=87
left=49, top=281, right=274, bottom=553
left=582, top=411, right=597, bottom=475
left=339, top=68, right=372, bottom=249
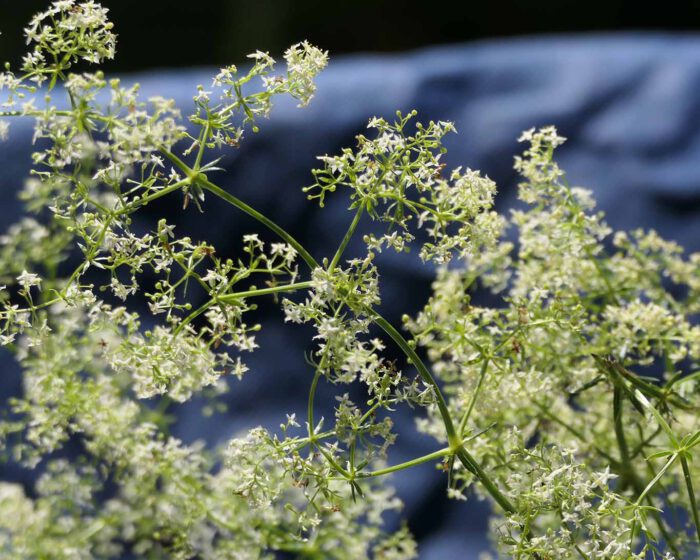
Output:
left=1, top=294, right=414, bottom=559
left=495, top=444, right=634, bottom=559
left=307, top=112, right=505, bottom=264
left=188, top=41, right=328, bottom=152
left=22, top=0, right=116, bottom=85
left=283, top=258, right=384, bottom=385
left=409, top=126, right=700, bottom=557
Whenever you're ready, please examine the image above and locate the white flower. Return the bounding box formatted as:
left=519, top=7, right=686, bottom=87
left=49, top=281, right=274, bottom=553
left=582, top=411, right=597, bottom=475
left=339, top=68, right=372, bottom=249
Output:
left=168, top=167, right=181, bottom=182
left=242, top=233, right=262, bottom=245
left=17, top=270, right=41, bottom=290
left=231, top=357, right=248, bottom=379
left=247, top=50, right=275, bottom=64
left=200, top=269, right=226, bottom=288
left=367, top=116, right=387, bottom=129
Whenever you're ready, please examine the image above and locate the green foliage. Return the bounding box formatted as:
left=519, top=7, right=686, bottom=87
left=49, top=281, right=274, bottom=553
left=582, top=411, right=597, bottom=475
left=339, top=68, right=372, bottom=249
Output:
left=0, top=2, right=699, bottom=558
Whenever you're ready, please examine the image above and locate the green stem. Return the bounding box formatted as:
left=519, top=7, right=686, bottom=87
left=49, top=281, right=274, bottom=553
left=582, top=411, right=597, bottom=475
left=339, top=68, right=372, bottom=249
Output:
left=117, top=179, right=191, bottom=215
left=161, top=149, right=319, bottom=270
left=354, top=447, right=452, bottom=478
left=176, top=281, right=312, bottom=344
left=217, top=281, right=313, bottom=303
left=370, top=311, right=459, bottom=447
left=613, top=387, right=631, bottom=466
left=370, top=310, right=517, bottom=514
left=573, top=543, right=591, bottom=560
left=306, top=367, right=351, bottom=478
left=680, top=455, right=700, bottom=545
left=612, top=387, right=679, bottom=553
left=458, top=358, right=489, bottom=436
left=629, top=453, right=678, bottom=550
left=329, top=203, right=364, bottom=270
left=455, top=447, right=515, bottom=514
left=174, top=298, right=216, bottom=336
left=307, top=368, right=321, bottom=442
left=201, top=177, right=318, bottom=270
left=193, top=122, right=210, bottom=171
left=289, top=429, right=335, bottom=453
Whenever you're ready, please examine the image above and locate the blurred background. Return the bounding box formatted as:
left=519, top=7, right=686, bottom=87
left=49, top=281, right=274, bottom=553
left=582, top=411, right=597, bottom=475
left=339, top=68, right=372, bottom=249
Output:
left=3, top=1, right=700, bottom=558
left=4, top=0, right=700, bottom=71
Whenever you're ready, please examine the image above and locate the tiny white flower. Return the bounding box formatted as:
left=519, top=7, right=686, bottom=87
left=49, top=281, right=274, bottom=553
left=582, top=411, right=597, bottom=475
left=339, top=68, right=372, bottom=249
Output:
left=16, top=270, right=41, bottom=290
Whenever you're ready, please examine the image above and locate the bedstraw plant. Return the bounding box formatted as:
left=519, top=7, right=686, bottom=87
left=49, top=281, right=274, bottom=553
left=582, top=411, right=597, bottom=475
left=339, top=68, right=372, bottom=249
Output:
left=0, top=2, right=699, bottom=558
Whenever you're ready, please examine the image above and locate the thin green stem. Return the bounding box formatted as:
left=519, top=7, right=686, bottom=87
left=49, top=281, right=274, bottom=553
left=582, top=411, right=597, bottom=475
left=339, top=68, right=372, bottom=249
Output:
left=629, top=453, right=678, bottom=550
left=358, top=401, right=382, bottom=425
left=370, top=309, right=517, bottom=514
left=573, top=542, right=591, bottom=560
left=289, top=429, right=335, bottom=453
left=353, top=447, right=452, bottom=479
left=370, top=311, right=458, bottom=446
left=613, top=387, right=631, bottom=466
left=612, top=387, right=679, bottom=552
left=217, top=281, right=313, bottom=304
left=161, top=149, right=319, bottom=270
left=117, top=179, right=191, bottom=215
left=174, top=299, right=216, bottom=336
left=201, top=177, right=319, bottom=270
left=306, top=366, right=351, bottom=479
left=458, top=358, right=489, bottom=436
left=455, top=447, right=515, bottom=514
left=329, top=203, right=364, bottom=271
left=193, top=122, right=210, bottom=171
left=307, top=368, right=322, bottom=443
left=680, top=455, right=700, bottom=545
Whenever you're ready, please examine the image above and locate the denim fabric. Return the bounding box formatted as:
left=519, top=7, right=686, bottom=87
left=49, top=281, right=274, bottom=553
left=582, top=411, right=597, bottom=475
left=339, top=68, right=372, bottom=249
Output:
left=2, top=34, right=700, bottom=558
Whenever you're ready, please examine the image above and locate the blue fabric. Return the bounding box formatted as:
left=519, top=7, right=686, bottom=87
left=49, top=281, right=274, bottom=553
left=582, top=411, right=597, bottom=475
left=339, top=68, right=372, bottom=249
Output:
left=2, top=34, right=700, bottom=558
